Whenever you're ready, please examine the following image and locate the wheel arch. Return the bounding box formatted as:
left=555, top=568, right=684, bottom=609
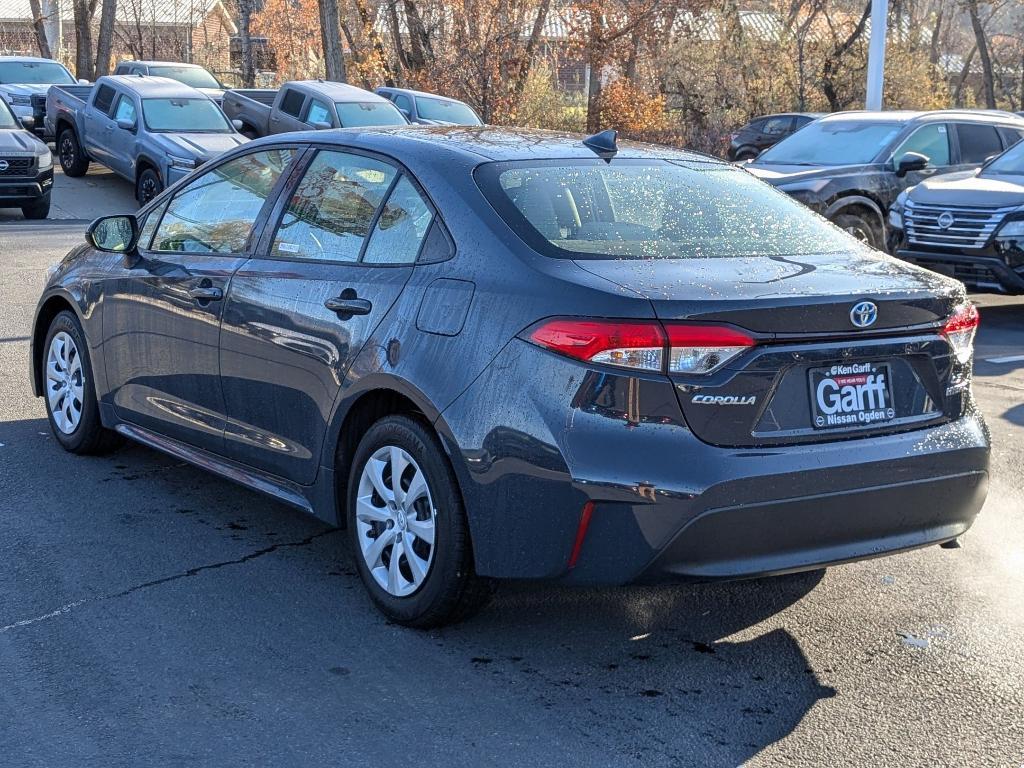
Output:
left=30, top=292, right=83, bottom=397
left=824, top=194, right=886, bottom=232
left=135, top=155, right=162, bottom=184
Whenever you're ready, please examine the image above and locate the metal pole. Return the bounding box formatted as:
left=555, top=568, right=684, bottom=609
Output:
left=865, top=0, right=889, bottom=110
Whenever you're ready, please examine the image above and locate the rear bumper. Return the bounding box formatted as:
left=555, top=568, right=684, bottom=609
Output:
left=897, top=248, right=1024, bottom=294
left=441, top=339, right=991, bottom=583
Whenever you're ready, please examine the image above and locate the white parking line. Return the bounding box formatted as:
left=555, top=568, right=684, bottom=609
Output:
left=984, top=354, right=1024, bottom=364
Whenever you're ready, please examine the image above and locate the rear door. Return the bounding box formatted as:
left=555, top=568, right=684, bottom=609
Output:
left=83, top=83, right=117, bottom=165
left=219, top=146, right=435, bottom=483
left=271, top=87, right=307, bottom=133
left=101, top=147, right=297, bottom=453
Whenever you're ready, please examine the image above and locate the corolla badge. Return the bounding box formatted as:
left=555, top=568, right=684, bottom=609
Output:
left=850, top=301, right=878, bottom=328
left=0, top=160, right=8, bottom=172
left=937, top=211, right=955, bottom=230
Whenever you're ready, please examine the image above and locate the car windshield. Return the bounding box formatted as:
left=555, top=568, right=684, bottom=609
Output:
left=414, top=96, right=481, bottom=125
left=148, top=66, right=220, bottom=90
left=479, top=160, right=855, bottom=259
left=335, top=101, right=407, bottom=128
left=982, top=140, right=1024, bottom=176
left=0, top=61, right=75, bottom=85
left=0, top=99, right=17, bottom=128
left=142, top=98, right=231, bottom=132
left=756, top=120, right=903, bottom=166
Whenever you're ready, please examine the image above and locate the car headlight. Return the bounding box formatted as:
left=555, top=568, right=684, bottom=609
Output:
left=168, top=155, right=198, bottom=170
left=9, top=94, right=31, bottom=106
left=888, top=208, right=903, bottom=229
left=37, top=150, right=52, bottom=171
left=995, top=219, right=1024, bottom=239
left=778, top=178, right=830, bottom=194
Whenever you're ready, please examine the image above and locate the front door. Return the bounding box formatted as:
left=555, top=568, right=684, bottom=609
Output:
left=219, top=147, right=436, bottom=483
left=101, top=147, right=297, bottom=453
left=108, top=93, right=138, bottom=178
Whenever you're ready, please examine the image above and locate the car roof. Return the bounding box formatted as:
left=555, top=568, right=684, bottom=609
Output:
left=288, top=80, right=389, bottom=103
left=99, top=75, right=210, bottom=98
left=118, top=61, right=208, bottom=69
left=751, top=112, right=823, bottom=120
left=818, top=109, right=1024, bottom=125
left=0, top=55, right=68, bottom=65
left=377, top=86, right=471, bottom=105
left=246, top=125, right=727, bottom=165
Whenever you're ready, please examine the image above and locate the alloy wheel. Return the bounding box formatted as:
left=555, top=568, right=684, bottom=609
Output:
left=140, top=175, right=158, bottom=202
left=355, top=445, right=437, bottom=597
left=59, top=136, right=74, bottom=169
left=45, top=331, right=84, bottom=435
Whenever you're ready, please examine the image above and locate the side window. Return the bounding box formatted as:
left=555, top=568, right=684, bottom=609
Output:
left=279, top=88, right=305, bottom=118
left=363, top=176, right=434, bottom=264
left=114, top=64, right=127, bottom=75
left=271, top=150, right=396, bottom=262
left=998, top=127, right=1024, bottom=149
left=93, top=85, right=116, bottom=115
left=137, top=198, right=169, bottom=250
left=393, top=93, right=412, bottom=113
left=305, top=99, right=331, bottom=126
left=152, top=148, right=294, bottom=254
left=893, top=124, right=951, bottom=167
left=746, top=119, right=766, bottom=134
left=113, top=95, right=136, bottom=124
left=763, top=117, right=792, bottom=136
left=957, top=123, right=1003, bottom=164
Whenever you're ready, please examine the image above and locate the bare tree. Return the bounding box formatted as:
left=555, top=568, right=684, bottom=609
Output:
left=965, top=0, right=996, bottom=108
left=27, top=0, right=52, bottom=58
left=319, top=0, right=347, bottom=81
left=237, top=0, right=258, bottom=86
left=820, top=0, right=870, bottom=111
left=95, top=0, right=118, bottom=77
left=71, top=0, right=96, bottom=79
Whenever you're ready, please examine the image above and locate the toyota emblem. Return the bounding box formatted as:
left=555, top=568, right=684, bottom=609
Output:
left=0, top=160, right=8, bottom=172
left=850, top=301, right=878, bottom=328
left=937, top=211, right=955, bottom=230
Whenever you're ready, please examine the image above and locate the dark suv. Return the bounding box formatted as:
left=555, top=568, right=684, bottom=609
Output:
left=727, top=113, right=821, bottom=161
left=890, top=137, right=1024, bottom=293
left=747, top=110, right=1024, bottom=250
left=0, top=95, right=53, bottom=218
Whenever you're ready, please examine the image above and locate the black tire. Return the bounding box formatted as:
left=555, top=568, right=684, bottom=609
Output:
left=240, top=127, right=259, bottom=140
left=41, top=310, right=122, bottom=455
left=346, top=415, right=492, bottom=628
left=834, top=212, right=882, bottom=250
left=734, top=147, right=759, bottom=161
left=58, top=128, right=90, bottom=177
left=136, top=168, right=163, bottom=204
left=21, top=193, right=51, bottom=220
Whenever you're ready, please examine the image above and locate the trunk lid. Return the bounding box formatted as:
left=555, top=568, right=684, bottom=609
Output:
left=574, top=252, right=967, bottom=447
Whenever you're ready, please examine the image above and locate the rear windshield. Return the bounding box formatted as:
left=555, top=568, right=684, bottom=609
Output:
left=148, top=66, right=221, bottom=90
left=415, top=97, right=481, bottom=125
left=335, top=101, right=407, bottom=128
left=756, top=120, right=903, bottom=166
left=0, top=61, right=75, bottom=85
left=142, top=98, right=231, bottom=132
left=478, top=159, right=855, bottom=259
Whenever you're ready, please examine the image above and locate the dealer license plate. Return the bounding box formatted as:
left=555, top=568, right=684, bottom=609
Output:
left=809, top=362, right=896, bottom=430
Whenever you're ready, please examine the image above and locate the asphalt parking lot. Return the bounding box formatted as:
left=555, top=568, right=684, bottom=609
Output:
left=1, top=172, right=1023, bottom=767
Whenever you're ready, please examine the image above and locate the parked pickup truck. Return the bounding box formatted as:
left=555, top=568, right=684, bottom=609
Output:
left=113, top=61, right=225, bottom=103
left=223, top=80, right=407, bottom=138
left=0, top=55, right=81, bottom=140
left=47, top=75, right=247, bottom=203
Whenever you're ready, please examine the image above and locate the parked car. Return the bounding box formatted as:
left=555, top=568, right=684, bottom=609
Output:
left=30, top=127, right=989, bottom=627
left=746, top=110, right=1024, bottom=249
left=224, top=80, right=407, bottom=138
left=113, top=61, right=225, bottom=103
left=47, top=75, right=247, bottom=203
left=0, top=95, right=53, bottom=218
left=889, top=137, right=1024, bottom=294
left=727, top=112, right=821, bottom=161
left=0, top=55, right=79, bottom=140
left=375, top=87, right=482, bottom=125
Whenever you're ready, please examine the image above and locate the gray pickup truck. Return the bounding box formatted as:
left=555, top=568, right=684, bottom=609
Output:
left=223, top=80, right=407, bottom=138
left=47, top=75, right=247, bottom=203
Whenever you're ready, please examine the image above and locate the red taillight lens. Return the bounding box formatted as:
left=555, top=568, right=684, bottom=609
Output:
left=528, top=319, right=665, bottom=371
left=943, top=303, right=979, bottom=364
left=526, top=319, right=755, bottom=374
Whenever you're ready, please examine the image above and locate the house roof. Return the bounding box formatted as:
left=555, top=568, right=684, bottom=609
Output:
left=0, top=0, right=236, bottom=31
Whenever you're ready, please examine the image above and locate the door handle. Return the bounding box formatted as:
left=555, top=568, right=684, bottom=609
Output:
left=324, top=296, right=372, bottom=315
left=188, top=285, right=223, bottom=302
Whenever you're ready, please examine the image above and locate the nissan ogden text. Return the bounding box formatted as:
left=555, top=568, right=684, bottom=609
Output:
left=31, top=128, right=990, bottom=627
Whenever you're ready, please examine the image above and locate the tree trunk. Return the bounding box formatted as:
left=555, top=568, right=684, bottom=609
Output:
left=94, top=0, right=118, bottom=77
left=71, top=0, right=94, bottom=80
left=511, top=0, right=551, bottom=108
left=318, top=0, right=347, bottom=82
left=386, top=0, right=410, bottom=73
left=965, top=0, right=996, bottom=108
left=954, top=45, right=976, bottom=107
left=237, top=0, right=257, bottom=87
left=403, top=0, right=433, bottom=71
left=27, top=0, right=52, bottom=58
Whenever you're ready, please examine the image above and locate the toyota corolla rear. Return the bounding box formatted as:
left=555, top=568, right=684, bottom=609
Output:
left=439, top=153, right=989, bottom=585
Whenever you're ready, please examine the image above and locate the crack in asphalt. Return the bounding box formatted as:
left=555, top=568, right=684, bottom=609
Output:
left=0, top=529, right=340, bottom=635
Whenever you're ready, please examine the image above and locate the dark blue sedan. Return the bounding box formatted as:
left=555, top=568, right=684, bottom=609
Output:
left=30, top=127, right=989, bottom=626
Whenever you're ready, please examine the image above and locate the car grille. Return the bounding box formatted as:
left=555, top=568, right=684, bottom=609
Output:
left=904, top=201, right=1016, bottom=250
left=0, top=156, right=34, bottom=177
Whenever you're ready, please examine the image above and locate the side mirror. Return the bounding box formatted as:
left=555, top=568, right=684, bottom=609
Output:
left=19, top=115, right=35, bottom=130
left=86, top=214, right=139, bottom=256
left=231, top=118, right=244, bottom=131
left=116, top=117, right=135, bottom=131
left=896, top=152, right=929, bottom=177
left=78, top=78, right=90, bottom=84
left=311, top=120, right=331, bottom=130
